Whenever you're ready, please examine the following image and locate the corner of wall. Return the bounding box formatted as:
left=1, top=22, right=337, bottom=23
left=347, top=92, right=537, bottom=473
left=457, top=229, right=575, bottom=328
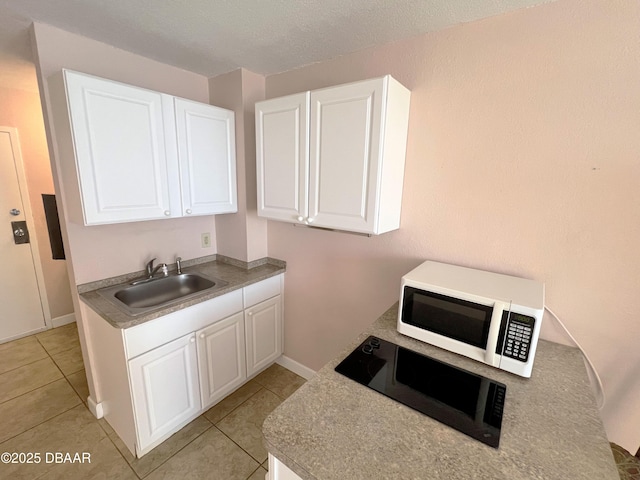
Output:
left=210, top=68, right=268, bottom=262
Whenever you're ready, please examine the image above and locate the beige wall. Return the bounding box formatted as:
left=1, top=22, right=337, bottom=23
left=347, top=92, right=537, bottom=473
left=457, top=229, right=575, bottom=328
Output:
left=0, top=82, right=73, bottom=319
left=31, top=23, right=217, bottom=285
left=265, top=0, right=640, bottom=450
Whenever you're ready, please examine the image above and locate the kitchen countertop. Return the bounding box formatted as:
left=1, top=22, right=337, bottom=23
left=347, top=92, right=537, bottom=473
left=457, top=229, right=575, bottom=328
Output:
left=79, top=255, right=285, bottom=329
left=263, top=304, right=618, bottom=480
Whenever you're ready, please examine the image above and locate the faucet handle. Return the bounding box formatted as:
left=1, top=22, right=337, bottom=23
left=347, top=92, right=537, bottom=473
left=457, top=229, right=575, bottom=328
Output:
left=159, top=263, right=168, bottom=277
left=146, top=257, right=157, bottom=277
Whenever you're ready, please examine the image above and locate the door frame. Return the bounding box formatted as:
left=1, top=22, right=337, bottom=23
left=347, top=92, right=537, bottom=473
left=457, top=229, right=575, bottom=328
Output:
left=1, top=126, right=52, bottom=339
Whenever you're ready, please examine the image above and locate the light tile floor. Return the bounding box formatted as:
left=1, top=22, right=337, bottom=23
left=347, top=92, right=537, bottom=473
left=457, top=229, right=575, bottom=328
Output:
left=0, top=323, right=306, bottom=479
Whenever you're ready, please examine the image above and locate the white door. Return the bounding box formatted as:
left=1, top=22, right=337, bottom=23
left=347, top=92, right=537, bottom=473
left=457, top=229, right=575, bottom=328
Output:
left=256, top=92, right=309, bottom=223
left=308, top=78, right=384, bottom=232
left=64, top=70, right=176, bottom=224
left=0, top=128, right=47, bottom=343
left=245, top=295, right=282, bottom=377
left=129, top=333, right=201, bottom=453
left=196, top=312, right=246, bottom=409
left=174, top=98, right=237, bottom=216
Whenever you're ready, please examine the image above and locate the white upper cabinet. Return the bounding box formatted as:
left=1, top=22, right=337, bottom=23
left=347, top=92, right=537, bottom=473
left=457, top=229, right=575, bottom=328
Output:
left=174, top=98, right=237, bottom=216
left=256, top=75, right=410, bottom=235
left=64, top=71, right=173, bottom=224
left=63, top=70, right=237, bottom=225
left=255, top=92, right=309, bottom=223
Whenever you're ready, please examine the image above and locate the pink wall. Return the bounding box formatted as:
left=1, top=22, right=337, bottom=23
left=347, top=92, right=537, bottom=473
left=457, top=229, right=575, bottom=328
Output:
left=210, top=69, right=268, bottom=262
left=31, top=23, right=217, bottom=285
left=0, top=84, right=73, bottom=318
left=265, top=0, right=640, bottom=451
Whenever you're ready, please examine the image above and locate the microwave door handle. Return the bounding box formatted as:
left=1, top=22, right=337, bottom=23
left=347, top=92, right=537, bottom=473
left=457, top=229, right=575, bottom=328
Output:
left=485, top=301, right=509, bottom=367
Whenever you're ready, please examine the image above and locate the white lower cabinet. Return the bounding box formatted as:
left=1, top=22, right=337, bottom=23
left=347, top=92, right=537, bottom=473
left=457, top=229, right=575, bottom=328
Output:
left=129, top=333, right=201, bottom=454
left=85, top=274, right=284, bottom=458
left=197, top=311, right=247, bottom=409
left=268, top=454, right=303, bottom=480
left=246, top=296, right=282, bottom=377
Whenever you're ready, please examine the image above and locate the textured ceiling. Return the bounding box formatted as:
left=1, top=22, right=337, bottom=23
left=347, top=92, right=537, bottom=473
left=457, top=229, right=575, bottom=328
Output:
left=0, top=0, right=556, bottom=79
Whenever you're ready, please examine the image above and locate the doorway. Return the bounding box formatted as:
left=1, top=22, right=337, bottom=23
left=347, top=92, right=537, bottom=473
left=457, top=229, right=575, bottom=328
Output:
left=0, top=126, right=51, bottom=343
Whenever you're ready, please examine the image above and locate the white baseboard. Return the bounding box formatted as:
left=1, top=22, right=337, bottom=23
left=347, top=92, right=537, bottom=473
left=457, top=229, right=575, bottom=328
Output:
left=87, top=396, right=104, bottom=419
left=276, top=355, right=316, bottom=380
left=52, top=313, right=76, bottom=328
left=1, top=326, right=48, bottom=344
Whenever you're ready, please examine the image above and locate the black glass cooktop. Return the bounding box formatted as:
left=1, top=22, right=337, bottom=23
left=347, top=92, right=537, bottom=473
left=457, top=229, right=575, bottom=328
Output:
left=335, top=336, right=506, bottom=448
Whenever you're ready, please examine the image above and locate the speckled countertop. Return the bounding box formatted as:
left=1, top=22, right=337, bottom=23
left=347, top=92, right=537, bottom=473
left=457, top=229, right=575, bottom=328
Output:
left=79, top=255, right=285, bottom=329
left=263, top=304, right=618, bottom=480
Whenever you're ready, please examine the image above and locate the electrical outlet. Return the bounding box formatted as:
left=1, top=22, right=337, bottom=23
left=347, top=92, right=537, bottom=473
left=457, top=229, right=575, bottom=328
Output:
left=201, top=232, right=211, bottom=248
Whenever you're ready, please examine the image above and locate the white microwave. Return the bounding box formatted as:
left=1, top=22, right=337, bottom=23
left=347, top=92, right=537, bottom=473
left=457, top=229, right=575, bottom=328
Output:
left=397, top=261, right=544, bottom=378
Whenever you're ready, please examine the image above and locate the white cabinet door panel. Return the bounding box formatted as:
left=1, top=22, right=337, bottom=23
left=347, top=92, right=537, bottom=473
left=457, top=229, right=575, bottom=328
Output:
left=245, top=295, right=282, bottom=377
left=129, top=333, right=200, bottom=453
left=256, top=92, right=309, bottom=222
left=308, top=79, right=384, bottom=233
left=175, top=98, right=237, bottom=215
left=196, top=312, right=246, bottom=409
left=64, top=71, right=174, bottom=224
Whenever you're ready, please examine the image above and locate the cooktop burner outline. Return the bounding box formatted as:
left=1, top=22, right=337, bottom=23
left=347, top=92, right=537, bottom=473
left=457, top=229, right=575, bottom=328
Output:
left=335, top=336, right=507, bottom=448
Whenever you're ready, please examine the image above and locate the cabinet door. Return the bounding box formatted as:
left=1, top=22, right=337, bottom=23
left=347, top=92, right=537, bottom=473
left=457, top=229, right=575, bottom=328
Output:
left=174, top=98, right=237, bottom=215
left=308, top=78, right=385, bottom=233
left=196, top=312, right=247, bottom=409
left=64, top=70, right=175, bottom=224
left=245, top=295, right=282, bottom=377
left=129, top=333, right=200, bottom=453
left=256, top=92, right=309, bottom=222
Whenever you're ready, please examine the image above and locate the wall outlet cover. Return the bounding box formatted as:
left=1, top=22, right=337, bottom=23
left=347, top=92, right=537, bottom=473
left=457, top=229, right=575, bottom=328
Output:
left=201, top=232, right=211, bottom=248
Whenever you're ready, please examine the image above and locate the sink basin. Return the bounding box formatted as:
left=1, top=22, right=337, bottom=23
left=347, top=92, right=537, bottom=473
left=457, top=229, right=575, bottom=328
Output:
left=97, top=273, right=228, bottom=316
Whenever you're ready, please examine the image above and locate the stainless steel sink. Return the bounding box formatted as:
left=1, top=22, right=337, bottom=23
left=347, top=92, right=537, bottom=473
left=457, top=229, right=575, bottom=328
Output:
left=97, top=273, right=228, bottom=316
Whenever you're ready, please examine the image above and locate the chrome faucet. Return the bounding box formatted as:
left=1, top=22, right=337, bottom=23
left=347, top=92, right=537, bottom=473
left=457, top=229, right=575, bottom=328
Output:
left=145, top=258, right=168, bottom=278
left=176, top=256, right=183, bottom=275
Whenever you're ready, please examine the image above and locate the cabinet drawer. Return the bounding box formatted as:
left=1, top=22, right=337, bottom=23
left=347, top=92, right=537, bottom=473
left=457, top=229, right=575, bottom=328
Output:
left=243, top=275, right=281, bottom=308
left=125, top=289, right=243, bottom=359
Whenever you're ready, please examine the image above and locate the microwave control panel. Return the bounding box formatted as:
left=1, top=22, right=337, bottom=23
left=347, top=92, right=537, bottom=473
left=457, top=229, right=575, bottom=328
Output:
left=497, top=312, right=535, bottom=362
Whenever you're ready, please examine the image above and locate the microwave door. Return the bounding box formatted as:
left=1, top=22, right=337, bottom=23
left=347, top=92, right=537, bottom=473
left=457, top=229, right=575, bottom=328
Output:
left=485, top=301, right=510, bottom=367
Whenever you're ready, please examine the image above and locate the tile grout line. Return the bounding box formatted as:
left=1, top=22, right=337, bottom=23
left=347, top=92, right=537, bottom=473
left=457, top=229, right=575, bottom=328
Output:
left=102, top=431, right=145, bottom=480
left=0, top=355, right=67, bottom=406
left=211, top=387, right=276, bottom=466
left=0, top=400, right=83, bottom=447
left=39, top=336, right=85, bottom=403
left=247, top=463, right=266, bottom=479
left=208, top=385, right=265, bottom=425
left=131, top=418, right=216, bottom=479
left=37, top=328, right=89, bottom=401
left=0, top=355, right=49, bottom=376
left=214, top=422, right=267, bottom=469
left=36, top=334, right=83, bottom=376
left=0, top=377, right=63, bottom=407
